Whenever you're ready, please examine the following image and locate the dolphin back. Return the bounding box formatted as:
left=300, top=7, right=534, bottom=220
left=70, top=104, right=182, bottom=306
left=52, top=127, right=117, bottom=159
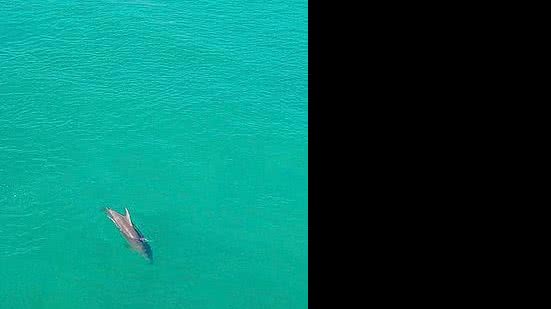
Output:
left=105, top=207, right=153, bottom=263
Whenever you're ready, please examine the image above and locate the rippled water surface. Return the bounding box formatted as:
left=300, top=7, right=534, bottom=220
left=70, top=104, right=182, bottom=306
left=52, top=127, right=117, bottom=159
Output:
left=0, top=1, right=307, bottom=308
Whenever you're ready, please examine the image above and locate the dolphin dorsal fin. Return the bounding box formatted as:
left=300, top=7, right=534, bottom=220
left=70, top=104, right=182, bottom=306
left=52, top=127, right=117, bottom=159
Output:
left=125, top=208, right=133, bottom=226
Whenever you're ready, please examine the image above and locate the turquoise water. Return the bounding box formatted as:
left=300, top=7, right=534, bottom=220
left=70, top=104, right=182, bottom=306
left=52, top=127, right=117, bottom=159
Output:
left=0, top=1, right=307, bottom=308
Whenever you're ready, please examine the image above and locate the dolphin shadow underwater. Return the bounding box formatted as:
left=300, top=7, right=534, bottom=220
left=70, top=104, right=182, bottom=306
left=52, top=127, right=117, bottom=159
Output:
left=105, top=207, right=153, bottom=264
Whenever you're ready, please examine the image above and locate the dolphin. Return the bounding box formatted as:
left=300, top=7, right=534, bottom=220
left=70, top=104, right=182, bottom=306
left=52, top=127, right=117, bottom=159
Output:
left=105, top=207, right=153, bottom=263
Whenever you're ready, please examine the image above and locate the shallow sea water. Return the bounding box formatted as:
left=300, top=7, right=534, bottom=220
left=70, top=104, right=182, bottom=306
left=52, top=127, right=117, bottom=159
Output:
left=0, top=1, right=307, bottom=308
